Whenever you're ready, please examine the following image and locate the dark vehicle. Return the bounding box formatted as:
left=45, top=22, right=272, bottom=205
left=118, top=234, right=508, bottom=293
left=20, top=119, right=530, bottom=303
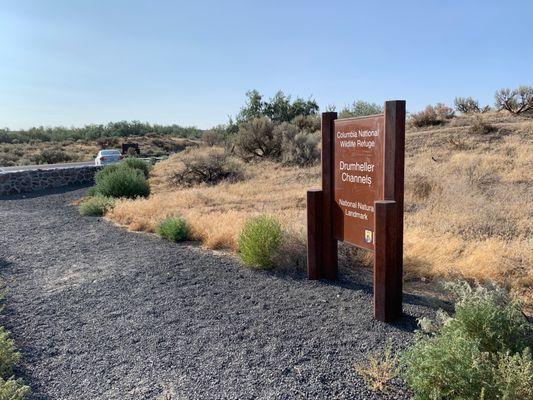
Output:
left=121, top=142, right=140, bottom=156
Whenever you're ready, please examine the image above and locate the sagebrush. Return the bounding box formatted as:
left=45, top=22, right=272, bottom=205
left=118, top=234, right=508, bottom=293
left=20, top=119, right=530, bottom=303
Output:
left=94, top=165, right=150, bottom=198
left=402, top=282, right=533, bottom=400
left=170, top=147, right=244, bottom=187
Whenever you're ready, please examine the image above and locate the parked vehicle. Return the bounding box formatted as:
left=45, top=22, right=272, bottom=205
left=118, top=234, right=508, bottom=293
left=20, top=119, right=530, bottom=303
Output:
left=121, top=142, right=140, bottom=156
left=95, top=149, right=123, bottom=166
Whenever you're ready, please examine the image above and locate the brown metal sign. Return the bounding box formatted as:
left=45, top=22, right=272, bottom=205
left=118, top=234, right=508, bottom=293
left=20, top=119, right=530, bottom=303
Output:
left=306, top=100, right=405, bottom=322
left=333, top=115, right=384, bottom=250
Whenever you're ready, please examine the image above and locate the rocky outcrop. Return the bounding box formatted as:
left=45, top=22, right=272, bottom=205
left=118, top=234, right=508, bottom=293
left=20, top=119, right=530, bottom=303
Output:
left=0, top=166, right=100, bottom=196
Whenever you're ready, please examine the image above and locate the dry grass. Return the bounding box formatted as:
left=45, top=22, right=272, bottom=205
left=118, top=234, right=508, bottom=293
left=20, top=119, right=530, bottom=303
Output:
left=107, top=112, right=533, bottom=305
left=354, top=342, right=400, bottom=393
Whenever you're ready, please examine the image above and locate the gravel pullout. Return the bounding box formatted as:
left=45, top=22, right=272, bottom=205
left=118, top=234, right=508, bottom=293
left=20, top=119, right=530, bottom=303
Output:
left=0, top=187, right=432, bottom=399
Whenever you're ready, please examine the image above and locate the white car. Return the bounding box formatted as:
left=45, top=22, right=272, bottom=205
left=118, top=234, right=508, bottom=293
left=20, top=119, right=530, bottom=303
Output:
left=95, top=149, right=123, bottom=166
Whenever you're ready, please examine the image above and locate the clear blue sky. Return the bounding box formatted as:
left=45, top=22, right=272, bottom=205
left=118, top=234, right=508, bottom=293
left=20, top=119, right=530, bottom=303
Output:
left=1, top=0, right=532, bottom=130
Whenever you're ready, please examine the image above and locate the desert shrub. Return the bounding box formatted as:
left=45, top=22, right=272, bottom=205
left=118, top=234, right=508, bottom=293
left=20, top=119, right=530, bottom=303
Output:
left=401, top=282, right=533, bottom=400
left=469, top=117, right=498, bottom=135
left=170, top=147, right=244, bottom=186
left=79, top=196, right=116, bottom=216
left=94, top=166, right=150, bottom=198
left=122, top=158, right=150, bottom=177
left=202, top=130, right=224, bottom=146
left=454, top=97, right=490, bottom=114
left=30, top=149, right=73, bottom=164
left=156, top=217, right=189, bottom=242
left=409, top=175, right=435, bottom=200
left=339, top=100, right=383, bottom=118
left=0, top=377, right=30, bottom=400
left=495, top=86, right=533, bottom=115
left=291, top=115, right=320, bottom=132
left=233, top=117, right=281, bottom=161
left=238, top=215, right=283, bottom=269
left=0, top=327, right=19, bottom=378
left=275, top=123, right=320, bottom=166
left=410, top=103, right=454, bottom=128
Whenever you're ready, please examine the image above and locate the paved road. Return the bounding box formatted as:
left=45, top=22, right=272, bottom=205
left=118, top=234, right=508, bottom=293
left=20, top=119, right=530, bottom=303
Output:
left=0, top=161, right=94, bottom=173
left=0, top=187, right=433, bottom=400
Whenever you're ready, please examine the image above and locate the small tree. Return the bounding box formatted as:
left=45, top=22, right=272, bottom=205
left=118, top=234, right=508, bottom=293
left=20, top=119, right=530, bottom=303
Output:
left=495, top=86, right=533, bottom=114
left=339, top=100, right=383, bottom=118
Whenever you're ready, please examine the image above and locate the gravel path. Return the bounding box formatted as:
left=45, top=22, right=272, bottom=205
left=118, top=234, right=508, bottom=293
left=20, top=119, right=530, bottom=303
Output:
left=0, top=187, right=433, bottom=400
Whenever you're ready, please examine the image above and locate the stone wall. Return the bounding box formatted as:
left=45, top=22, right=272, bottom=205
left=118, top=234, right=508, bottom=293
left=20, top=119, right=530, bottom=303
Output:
left=0, top=166, right=100, bottom=196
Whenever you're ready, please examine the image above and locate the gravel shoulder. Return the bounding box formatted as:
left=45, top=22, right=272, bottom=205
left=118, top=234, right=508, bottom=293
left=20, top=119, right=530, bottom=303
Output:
left=0, top=187, right=433, bottom=399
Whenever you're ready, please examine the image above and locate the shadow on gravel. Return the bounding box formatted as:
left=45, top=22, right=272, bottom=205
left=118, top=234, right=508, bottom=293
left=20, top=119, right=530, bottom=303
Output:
left=0, top=184, right=91, bottom=201
left=255, top=262, right=441, bottom=334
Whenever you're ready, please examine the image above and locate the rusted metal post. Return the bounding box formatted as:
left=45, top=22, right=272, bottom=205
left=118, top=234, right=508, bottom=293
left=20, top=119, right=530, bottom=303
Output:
left=321, top=112, right=338, bottom=280
left=374, top=200, right=401, bottom=322
left=307, top=189, right=323, bottom=279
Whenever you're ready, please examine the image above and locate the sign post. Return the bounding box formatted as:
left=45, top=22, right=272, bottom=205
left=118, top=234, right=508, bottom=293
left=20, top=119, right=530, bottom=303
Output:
left=306, top=100, right=405, bottom=322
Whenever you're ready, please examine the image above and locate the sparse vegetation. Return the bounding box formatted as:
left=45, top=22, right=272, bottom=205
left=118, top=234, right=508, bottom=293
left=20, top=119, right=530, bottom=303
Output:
left=156, top=217, right=189, bottom=242
left=354, top=341, right=399, bottom=394
left=454, top=97, right=490, bottom=114
left=469, top=117, right=497, bottom=135
left=79, top=196, right=116, bottom=216
left=0, top=135, right=197, bottom=167
left=495, top=86, right=533, bottom=115
left=93, top=165, right=150, bottom=199
left=402, top=282, right=533, bottom=400
left=238, top=215, right=283, bottom=269
left=409, top=103, right=455, bottom=127
left=169, top=147, right=244, bottom=187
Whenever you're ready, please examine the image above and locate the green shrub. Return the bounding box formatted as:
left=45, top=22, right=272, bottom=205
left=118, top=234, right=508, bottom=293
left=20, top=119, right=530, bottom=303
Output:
left=30, top=149, right=73, bottom=164
left=401, top=281, right=533, bottom=400
left=122, top=158, right=150, bottom=177
left=170, top=147, right=244, bottom=187
left=339, top=100, right=383, bottom=118
left=0, top=327, right=20, bottom=378
left=94, top=166, right=150, bottom=198
left=234, top=117, right=281, bottom=161
left=442, top=281, right=532, bottom=354
left=156, top=217, right=188, bottom=242
left=0, top=377, right=30, bottom=400
left=79, top=196, right=116, bottom=216
left=276, top=122, right=320, bottom=166
left=238, top=215, right=283, bottom=269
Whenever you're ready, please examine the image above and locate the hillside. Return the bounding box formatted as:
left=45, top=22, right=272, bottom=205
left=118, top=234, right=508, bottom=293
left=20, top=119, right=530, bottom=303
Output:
left=106, top=112, right=532, bottom=307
